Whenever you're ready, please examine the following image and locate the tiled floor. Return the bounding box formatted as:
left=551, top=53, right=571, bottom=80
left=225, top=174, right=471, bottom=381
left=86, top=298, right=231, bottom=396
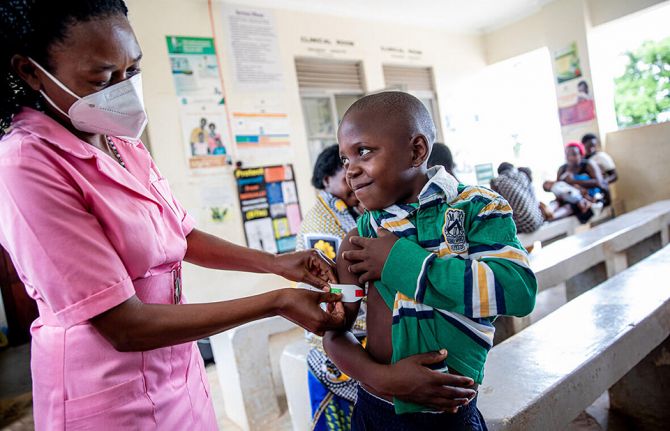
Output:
left=0, top=343, right=33, bottom=430
left=206, top=364, right=292, bottom=431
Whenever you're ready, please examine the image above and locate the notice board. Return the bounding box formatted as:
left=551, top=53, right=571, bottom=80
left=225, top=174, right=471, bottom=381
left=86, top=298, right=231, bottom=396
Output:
left=235, top=165, right=302, bottom=253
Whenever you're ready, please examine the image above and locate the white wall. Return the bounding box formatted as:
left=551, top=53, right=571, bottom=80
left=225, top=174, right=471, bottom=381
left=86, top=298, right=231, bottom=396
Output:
left=485, top=0, right=598, bottom=144
left=125, top=0, right=486, bottom=303
left=606, top=121, right=670, bottom=212
left=485, top=0, right=668, bottom=65
left=587, top=0, right=667, bottom=27
left=484, top=0, right=668, bottom=145
left=483, top=0, right=670, bottom=214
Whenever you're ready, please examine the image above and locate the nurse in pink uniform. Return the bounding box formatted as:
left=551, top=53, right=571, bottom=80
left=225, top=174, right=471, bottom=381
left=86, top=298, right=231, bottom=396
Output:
left=0, top=1, right=343, bottom=429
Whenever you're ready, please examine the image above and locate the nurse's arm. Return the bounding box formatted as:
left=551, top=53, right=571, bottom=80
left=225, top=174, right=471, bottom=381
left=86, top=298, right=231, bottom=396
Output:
left=91, top=288, right=345, bottom=352
left=184, top=228, right=335, bottom=289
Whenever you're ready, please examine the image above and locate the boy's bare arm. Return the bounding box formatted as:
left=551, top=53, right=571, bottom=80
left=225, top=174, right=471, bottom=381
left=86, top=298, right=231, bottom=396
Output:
left=324, top=228, right=387, bottom=387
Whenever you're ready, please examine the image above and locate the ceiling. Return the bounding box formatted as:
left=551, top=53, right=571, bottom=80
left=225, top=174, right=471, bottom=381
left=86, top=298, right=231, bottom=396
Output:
left=223, top=0, right=557, bottom=34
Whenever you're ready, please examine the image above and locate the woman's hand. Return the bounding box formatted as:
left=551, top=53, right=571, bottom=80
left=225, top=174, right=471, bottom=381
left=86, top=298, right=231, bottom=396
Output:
left=561, top=172, right=575, bottom=184
left=274, top=249, right=336, bottom=289
left=374, top=350, right=476, bottom=413
left=277, top=288, right=345, bottom=335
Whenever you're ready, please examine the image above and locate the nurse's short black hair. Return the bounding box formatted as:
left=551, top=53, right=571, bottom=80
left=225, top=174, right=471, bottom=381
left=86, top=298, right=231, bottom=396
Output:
left=311, top=144, right=344, bottom=190
left=0, top=0, right=129, bottom=134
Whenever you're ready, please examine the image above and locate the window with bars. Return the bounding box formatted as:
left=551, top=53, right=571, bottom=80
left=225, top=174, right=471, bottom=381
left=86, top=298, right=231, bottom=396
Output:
left=382, top=65, right=442, bottom=140
left=295, top=58, right=365, bottom=165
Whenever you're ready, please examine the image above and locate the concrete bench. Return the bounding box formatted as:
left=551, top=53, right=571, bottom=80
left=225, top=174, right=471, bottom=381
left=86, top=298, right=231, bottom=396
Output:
left=495, top=200, right=670, bottom=339
left=517, top=216, right=579, bottom=249
left=209, top=316, right=303, bottom=431
left=280, top=340, right=311, bottom=431
left=531, top=199, right=670, bottom=293
left=479, top=245, right=670, bottom=430
left=517, top=206, right=613, bottom=249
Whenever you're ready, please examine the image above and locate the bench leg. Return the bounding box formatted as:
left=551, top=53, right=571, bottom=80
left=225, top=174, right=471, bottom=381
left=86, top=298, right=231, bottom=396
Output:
left=210, top=317, right=301, bottom=431
left=565, top=262, right=607, bottom=301
left=661, top=225, right=669, bottom=246
left=493, top=316, right=530, bottom=344
left=609, top=335, right=670, bottom=431
left=625, top=233, right=664, bottom=268
left=605, top=251, right=628, bottom=278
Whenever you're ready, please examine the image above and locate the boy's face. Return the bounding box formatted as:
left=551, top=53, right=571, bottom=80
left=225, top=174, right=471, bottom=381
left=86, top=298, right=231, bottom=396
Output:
left=338, top=111, right=428, bottom=210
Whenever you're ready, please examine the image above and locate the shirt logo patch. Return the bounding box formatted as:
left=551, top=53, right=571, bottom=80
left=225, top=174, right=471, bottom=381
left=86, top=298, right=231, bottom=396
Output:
left=443, top=209, right=467, bottom=253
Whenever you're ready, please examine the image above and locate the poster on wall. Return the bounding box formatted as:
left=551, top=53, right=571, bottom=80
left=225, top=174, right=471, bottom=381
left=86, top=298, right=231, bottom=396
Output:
left=223, top=4, right=284, bottom=91
left=554, top=42, right=582, bottom=84
left=232, top=112, right=291, bottom=163
left=166, top=36, right=223, bottom=100
left=166, top=36, right=235, bottom=171
left=235, top=164, right=301, bottom=254
left=180, top=98, right=234, bottom=169
left=557, top=78, right=596, bottom=126
left=197, top=175, right=236, bottom=224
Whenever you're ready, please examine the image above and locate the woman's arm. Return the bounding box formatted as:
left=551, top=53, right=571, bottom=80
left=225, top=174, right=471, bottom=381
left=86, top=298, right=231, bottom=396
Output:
left=603, top=169, right=618, bottom=184
left=556, top=165, right=566, bottom=181
left=184, top=228, right=335, bottom=289
left=92, top=287, right=344, bottom=352
left=566, top=161, right=608, bottom=190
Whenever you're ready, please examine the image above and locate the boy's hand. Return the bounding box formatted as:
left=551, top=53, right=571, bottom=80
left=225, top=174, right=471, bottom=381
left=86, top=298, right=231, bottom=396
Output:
left=344, top=228, right=398, bottom=284
left=378, top=349, right=476, bottom=413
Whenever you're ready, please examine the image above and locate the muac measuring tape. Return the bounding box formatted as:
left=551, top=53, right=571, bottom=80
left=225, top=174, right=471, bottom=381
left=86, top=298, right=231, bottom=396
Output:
left=298, top=283, right=365, bottom=302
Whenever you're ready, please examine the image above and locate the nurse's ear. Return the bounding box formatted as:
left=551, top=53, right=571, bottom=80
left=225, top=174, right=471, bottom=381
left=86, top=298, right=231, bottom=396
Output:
left=11, top=54, right=43, bottom=92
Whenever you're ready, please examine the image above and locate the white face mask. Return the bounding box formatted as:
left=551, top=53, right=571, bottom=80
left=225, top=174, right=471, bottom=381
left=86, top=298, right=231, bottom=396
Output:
left=29, top=58, right=148, bottom=140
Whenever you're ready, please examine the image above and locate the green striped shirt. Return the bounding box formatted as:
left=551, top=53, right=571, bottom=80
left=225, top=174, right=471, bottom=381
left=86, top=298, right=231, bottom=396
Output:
left=357, top=166, right=537, bottom=414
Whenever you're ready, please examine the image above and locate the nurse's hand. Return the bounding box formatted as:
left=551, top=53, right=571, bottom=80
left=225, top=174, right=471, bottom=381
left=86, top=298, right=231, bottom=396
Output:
left=277, top=288, right=345, bottom=335
left=274, top=249, right=336, bottom=290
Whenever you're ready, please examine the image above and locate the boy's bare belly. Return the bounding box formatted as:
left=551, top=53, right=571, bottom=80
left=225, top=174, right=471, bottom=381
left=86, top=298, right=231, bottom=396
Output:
left=363, top=282, right=478, bottom=402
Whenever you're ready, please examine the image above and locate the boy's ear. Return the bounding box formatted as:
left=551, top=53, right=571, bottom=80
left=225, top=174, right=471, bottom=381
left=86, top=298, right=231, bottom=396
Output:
left=410, top=134, right=430, bottom=167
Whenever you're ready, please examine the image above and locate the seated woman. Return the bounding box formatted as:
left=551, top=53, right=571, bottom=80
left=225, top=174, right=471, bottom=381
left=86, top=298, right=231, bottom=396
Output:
left=550, top=142, right=608, bottom=223
left=297, top=145, right=364, bottom=431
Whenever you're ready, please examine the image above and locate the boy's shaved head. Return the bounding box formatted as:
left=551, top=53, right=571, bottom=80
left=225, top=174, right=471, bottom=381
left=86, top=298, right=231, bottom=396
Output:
left=338, top=91, right=437, bottom=210
left=341, top=91, right=436, bottom=145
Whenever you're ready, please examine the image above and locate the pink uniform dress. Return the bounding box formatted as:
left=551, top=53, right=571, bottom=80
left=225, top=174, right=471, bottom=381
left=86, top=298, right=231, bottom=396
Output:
left=0, top=108, right=217, bottom=430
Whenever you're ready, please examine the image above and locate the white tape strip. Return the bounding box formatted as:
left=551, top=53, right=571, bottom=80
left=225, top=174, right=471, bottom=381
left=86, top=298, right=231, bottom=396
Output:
left=297, top=283, right=365, bottom=302
left=328, top=284, right=365, bottom=302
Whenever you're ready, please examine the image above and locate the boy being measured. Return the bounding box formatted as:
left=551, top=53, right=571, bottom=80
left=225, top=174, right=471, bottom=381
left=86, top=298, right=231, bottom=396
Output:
left=323, top=92, right=537, bottom=430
